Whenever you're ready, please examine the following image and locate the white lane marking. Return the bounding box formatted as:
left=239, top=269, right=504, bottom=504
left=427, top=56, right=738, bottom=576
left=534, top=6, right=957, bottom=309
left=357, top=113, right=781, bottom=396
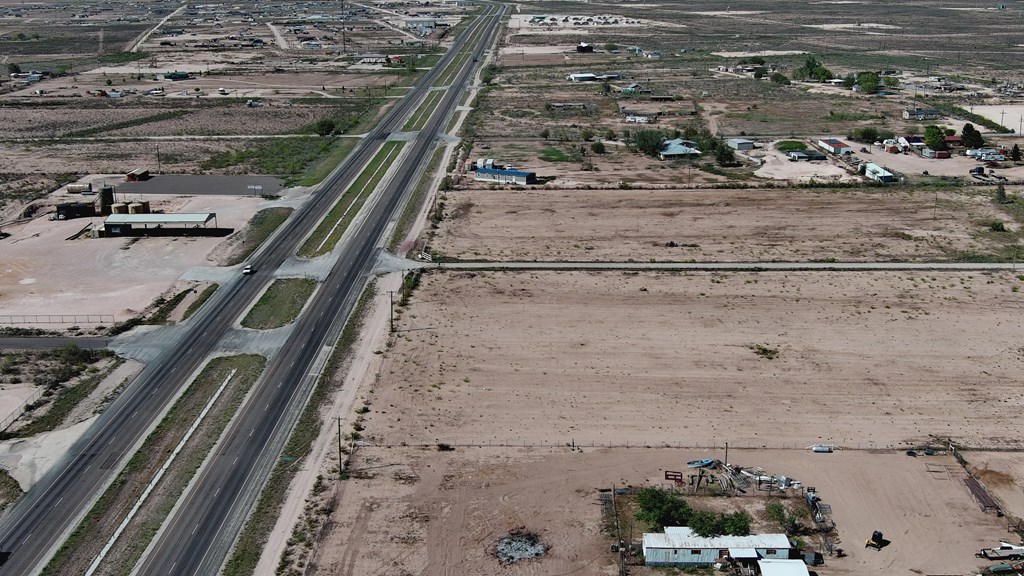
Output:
left=84, top=369, right=238, bottom=576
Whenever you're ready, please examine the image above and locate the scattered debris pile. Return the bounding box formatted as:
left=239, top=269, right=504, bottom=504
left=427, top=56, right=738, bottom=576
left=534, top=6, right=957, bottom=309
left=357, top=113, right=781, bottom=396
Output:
left=493, top=527, right=546, bottom=565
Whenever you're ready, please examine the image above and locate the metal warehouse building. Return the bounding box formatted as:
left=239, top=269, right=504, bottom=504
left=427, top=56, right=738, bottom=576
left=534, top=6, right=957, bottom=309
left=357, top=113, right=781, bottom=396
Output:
left=642, top=527, right=791, bottom=567
left=473, top=168, right=537, bottom=185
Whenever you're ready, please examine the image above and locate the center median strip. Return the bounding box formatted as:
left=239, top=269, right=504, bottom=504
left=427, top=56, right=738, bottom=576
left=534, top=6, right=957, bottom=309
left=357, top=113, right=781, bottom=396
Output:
left=298, top=141, right=406, bottom=259
left=403, top=91, right=444, bottom=132
left=41, top=355, right=266, bottom=576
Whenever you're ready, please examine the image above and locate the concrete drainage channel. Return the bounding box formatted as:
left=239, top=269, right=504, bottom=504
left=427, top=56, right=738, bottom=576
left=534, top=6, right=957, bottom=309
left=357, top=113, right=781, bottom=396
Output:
left=492, top=528, right=546, bottom=564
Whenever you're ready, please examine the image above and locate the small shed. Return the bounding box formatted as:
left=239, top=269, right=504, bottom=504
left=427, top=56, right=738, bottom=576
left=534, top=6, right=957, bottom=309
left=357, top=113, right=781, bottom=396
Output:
left=576, top=42, right=593, bottom=53
left=818, top=138, right=852, bottom=155
left=727, top=138, right=755, bottom=151
left=758, top=559, right=811, bottom=576
left=903, top=108, right=942, bottom=120
left=863, top=162, right=895, bottom=182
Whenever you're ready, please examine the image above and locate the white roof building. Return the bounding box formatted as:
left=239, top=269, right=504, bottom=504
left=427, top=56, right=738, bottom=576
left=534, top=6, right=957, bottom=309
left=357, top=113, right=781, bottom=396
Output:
left=648, top=527, right=791, bottom=549
left=758, top=559, right=811, bottom=576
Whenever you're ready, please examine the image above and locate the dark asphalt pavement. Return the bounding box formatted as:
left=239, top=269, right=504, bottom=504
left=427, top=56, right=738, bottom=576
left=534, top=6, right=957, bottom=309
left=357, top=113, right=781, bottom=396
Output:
left=0, top=6, right=503, bottom=576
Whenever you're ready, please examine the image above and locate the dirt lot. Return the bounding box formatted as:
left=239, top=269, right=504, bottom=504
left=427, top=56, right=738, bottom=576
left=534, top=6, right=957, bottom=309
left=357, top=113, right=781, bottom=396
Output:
left=367, top=270, right=1024, bottom=449
left=0, top=193, right=268, bottom=321
left=431, top=187, right=1012, bottom=262
left=312, top=446, right=1009, bottom=576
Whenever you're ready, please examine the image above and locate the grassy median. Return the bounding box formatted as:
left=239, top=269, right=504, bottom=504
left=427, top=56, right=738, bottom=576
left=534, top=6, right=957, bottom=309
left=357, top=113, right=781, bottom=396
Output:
left=225, top=207, right=293, bottom=266
left=241, top=278, right=318, bottom=330
left=42, top=354, right=267, bottom=576
left=298, top=141, right=405, bottom=258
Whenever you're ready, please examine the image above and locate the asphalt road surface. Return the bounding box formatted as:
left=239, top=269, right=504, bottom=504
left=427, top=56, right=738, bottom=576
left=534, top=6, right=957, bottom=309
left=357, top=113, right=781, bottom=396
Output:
left=138, top=9, right=506, bottom=575
left=0, top=6, right=503, bottom=575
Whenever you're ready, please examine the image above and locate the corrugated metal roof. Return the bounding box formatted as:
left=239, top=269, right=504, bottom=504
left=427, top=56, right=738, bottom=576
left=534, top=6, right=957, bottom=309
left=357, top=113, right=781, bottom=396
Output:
left=104, top=213, right=215, bottom=225
left=643, top=528, right=790, bottom=550
left=729, top=547, right=759, bottom=558
left=758, top=559, right=810, bottom=576
left=476, top=168, right=534, bottom=177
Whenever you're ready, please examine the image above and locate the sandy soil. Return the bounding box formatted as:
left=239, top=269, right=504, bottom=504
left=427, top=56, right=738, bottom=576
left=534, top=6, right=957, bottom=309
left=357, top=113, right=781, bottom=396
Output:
left=0, top=193, right=266, bottom=322
left=0, top=417, right=96, bottom=490
left=972, top=105, right=1024, bottom=132
left=365, top=270, right=1024, bottom=450
left=312, top=446, right=1008, bottom=576
left=431, top=187, right=1009, bottom=262
left=963, top=451, right=1024, bottom=522
left=753, top=147, right=861, bottom=182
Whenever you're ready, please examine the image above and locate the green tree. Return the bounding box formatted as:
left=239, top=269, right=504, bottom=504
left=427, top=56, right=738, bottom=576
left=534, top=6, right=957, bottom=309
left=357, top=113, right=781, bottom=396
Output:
left=962, top=123, right=984, bottom=149
left=721, top=511, right=752, bottom=536
left=590, top=141, right=606, bottom=154
left=923, top=125, right=948, bottom=151
left=6, top=63, right=21, bottom=74
left=995, top=183, right=1008, bottom=204
left=770, top=72, right=791, bottom=86
left=1011, top=144, right=1021, bottom=162
left=604, top=128, right=616, bottom=141
left=313, top=119, right=335, bottom=136
left=848, top=127, right=879, bottom=143
left=841, top=73, right=857, bottom=89
left=856, top=71, right=880, bottom=93
left=540, top=128, right=550, bottom=140
left=715, top=143, right=736, bottom=166
left=634, top=488, right=692, bottom=530
left=629, top=129, right=666, bottom=157
left=688, top=511, right=721, bottom=537
left=765, top=501, right=805, bottom=535
left=581, top=128, right=595, bottom=141
left=883, top=76, right=899, bottom=88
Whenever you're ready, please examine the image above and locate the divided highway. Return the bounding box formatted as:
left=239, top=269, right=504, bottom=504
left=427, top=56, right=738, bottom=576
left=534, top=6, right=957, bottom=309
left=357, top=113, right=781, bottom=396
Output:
left=0, top=5, right=503, bottom=575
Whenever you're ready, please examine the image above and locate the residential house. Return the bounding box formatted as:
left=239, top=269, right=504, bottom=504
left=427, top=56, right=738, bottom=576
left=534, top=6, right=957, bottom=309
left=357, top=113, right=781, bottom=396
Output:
left=659, top=139, right=701, bottom=160
left=642, top=527, right=791, bottom=567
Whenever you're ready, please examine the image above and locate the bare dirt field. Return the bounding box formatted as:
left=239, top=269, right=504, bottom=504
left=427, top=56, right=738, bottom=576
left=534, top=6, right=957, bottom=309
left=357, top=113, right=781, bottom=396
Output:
left=312, top=446, right=1008, bottom=576
left=0, top=193, right=268, bottom=321
left=431, top=187, right=1011, bottom=262
left=366, top=270, right=1024, bottom=450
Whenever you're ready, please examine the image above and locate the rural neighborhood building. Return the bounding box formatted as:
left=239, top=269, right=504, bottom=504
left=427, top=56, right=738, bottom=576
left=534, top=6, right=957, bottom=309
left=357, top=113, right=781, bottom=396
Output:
left=787, top=150, right=826, bottom=161
left=473, top=168, right=537, bottom=185
left=863, top=162, right=895, bottom=182
left=758, top=559, right=811, bottom=576
left=642, top=527, right=791, bottom=567
left=659, top=139, right=701, bottom=160
left=576, top=42, right=593, bottom=53
left=903, top=108, right=943, bottom=120
left=817, top=138, right=853, bottom=155
left=102, top=213, right=218, bottom=236
left=625, top=115, right=651, bottom=124
left=566, top=72, right=621, bottom=82
left=404, top=18, right=436, bottom=30
left=897, top=135, right=925, bottom=150
left=727, top=138, right=755, bottom=151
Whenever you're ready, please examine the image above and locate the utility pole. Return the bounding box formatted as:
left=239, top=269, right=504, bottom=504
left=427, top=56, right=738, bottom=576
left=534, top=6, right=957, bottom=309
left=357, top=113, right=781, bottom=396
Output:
left=389, top=290, right=395, bottom=333
left=335, top=416, right=344, bottom=473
